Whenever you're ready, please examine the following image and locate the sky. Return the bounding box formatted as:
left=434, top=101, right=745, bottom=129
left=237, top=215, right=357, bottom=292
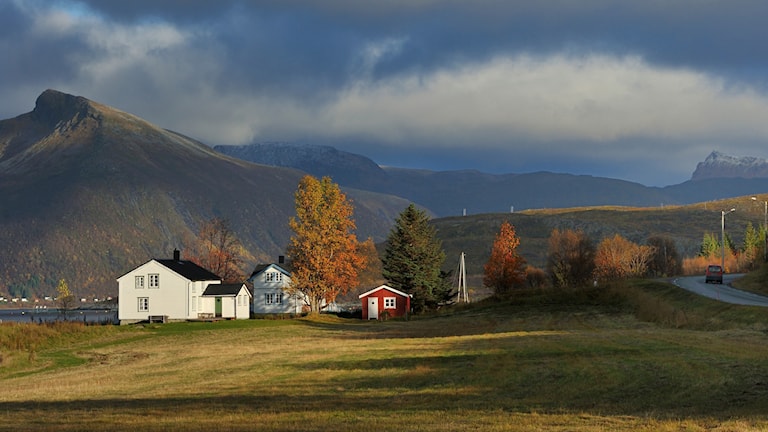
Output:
left=3, top=1, right=768, bottom=186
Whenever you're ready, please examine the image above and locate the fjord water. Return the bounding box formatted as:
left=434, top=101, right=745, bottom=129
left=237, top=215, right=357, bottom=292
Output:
left=0, top=308, right=117, bottom=324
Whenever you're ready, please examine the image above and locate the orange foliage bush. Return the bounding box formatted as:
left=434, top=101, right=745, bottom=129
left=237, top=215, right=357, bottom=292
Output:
left=681, top=252, right=742, bottom=275
left=525, top=266, right=549, bottom=289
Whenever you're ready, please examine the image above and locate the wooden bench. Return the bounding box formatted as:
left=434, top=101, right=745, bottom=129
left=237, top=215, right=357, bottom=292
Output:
left=147, top=315, right=168, bottom=323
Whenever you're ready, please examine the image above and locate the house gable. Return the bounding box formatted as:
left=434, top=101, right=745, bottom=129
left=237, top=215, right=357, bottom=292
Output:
left=249, top=262, right=306, bottom=314
left=358, top=285, right=412, bottom=299
left=250, top=263, right=291, bottom=281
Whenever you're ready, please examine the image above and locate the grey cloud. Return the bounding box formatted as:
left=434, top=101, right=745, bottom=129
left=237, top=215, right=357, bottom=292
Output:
left=23, top=1, right=768, bottom=91
left=50, top=1, right=768, bottom=70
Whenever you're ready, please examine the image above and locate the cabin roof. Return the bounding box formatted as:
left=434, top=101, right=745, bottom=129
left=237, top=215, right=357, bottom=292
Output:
left=358, top=284, right=412, bottom=299
left=202, top=283, right=250, bottom=297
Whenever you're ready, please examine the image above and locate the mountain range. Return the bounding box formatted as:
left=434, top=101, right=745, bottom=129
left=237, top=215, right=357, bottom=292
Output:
left=215, top=144, right=768, bottom=217
left=2, top=89, right=768, bottom=300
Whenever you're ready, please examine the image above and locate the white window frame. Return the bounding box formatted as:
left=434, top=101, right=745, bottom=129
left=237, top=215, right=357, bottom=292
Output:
left=384, top=297, right=396, bottom=309
left=276, top=293, right=283, bottom=304
left=265, top=293, right=275, bottom=305
left=135, top=275, right=145, bottom=289
left=265, top=272, right=283, bottom=283
left=138, top=297, right=149, bottom=312
left=148, top=273, right=160, bottom=289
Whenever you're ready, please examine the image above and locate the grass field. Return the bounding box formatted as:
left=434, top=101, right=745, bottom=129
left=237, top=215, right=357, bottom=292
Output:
left=2, top=281, right=768, bottom=431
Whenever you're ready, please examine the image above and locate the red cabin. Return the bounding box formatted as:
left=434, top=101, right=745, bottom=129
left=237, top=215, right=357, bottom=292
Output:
left=358, top=285, right=412, bottom=320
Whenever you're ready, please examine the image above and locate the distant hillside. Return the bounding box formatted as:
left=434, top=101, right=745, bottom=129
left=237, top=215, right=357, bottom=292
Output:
left=216, top=143, right=768, bottom=217
left=0, top=90, right=404, bottom=300
left=433, top=199, right=763, bottom=278
left=214, top=143, right=387, bottom=187
left=378, top=168, right=671, bottom=216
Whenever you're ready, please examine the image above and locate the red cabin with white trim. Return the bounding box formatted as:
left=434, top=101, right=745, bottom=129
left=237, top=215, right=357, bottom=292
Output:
left=358, top=285, right=412, bottom=320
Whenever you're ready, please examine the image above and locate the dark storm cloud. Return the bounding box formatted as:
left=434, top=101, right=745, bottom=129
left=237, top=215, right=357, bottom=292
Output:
left=75, top=0, right=768, bottom=93
left=0, top=3, right=84, bottom=90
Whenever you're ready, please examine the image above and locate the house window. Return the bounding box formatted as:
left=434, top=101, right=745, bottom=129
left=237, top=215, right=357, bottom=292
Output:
left=148, top=274, right=160, bottom=289
left=276, top=293, right=283, bottom=304
left=265, top=293, right=275, bottom=304
left=135, top=276, right=145, bottom=289
left=265, top=271, right=283, bottom=283
left=384, top=297, right=396, bottom=309
left=138, top=297, right=149, bottom=312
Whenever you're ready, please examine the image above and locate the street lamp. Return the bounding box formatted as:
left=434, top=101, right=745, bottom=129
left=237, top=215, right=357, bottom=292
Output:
left=751, top=197, right=767, bottom=261
left=721, top=208, right=736, bottom=272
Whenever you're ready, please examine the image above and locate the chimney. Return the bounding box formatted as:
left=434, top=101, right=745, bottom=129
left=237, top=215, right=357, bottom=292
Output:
left=173, top=249, right=181, bottom=261
left=278, top=255, right=285, bottom=264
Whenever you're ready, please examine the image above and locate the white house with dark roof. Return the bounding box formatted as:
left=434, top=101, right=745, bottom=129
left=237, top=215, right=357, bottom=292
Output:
left=118, top=249, right=246, bottom=324
left=201, top=283, right=251, bottom=320
left=248, top=260, right=309, bottom=315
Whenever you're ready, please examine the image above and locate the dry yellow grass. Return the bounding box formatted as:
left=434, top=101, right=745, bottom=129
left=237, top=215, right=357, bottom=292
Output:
left=2, top=301, right=768, bottom=431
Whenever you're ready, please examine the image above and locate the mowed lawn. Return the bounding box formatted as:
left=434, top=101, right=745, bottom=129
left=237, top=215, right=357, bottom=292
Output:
left=2, top=284, right=768, bottom=431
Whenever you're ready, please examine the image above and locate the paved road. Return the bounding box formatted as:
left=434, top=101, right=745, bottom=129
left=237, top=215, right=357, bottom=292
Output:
left=673, top=274, right=768, bottom=307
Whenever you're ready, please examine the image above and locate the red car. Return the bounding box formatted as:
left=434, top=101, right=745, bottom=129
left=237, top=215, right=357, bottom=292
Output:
left=705, top=265, right=723, bottom=284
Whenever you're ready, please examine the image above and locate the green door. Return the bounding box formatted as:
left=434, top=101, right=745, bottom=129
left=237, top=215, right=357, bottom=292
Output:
left=215, top=297, right=222, bottom=317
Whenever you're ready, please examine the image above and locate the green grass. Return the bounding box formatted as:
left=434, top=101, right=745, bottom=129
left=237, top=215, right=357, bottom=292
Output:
left=2, top=282, right=768, bottom=431
left=732, top=262, right=768, bottom=297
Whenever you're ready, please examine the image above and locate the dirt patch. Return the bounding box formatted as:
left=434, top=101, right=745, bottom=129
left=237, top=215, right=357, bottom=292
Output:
left=80, top=350, right=150, bottom=365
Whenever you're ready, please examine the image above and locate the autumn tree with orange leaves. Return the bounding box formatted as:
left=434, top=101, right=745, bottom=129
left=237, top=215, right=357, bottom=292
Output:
left=483, top=221, right=527, bottom=296
left=287, top=175, right=367, bottom=313
left=189, top=217, right=245, bottom=283
left=593, top=234, right=654, bottom=281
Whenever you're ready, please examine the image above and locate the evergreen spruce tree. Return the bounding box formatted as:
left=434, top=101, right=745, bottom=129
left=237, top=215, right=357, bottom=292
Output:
left=743, top=222, right=761, bottom=266
left=382, top=204, right=448, bottom=312
left=699, top=232, right=720, bottom=258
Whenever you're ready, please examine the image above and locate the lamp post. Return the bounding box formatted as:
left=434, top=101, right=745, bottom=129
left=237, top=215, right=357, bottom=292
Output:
left=751, top=197, right=767, bottom=261
left=721, top=208, right=736, bottom=272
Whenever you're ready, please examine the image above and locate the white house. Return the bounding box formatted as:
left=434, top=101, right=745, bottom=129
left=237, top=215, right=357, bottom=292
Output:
left=118, top=250, right=248, bottom=324
left=248, top=261, right=308, bottom=315
left=201, top=283, right=252, bottom=320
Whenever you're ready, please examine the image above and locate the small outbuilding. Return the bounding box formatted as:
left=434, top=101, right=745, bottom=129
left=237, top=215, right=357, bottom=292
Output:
left=201, top=283, right=252, bottom=320
left=358, top=285, right=412, bottom=320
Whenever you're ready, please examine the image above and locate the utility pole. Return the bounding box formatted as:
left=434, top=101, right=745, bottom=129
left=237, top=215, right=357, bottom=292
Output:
left=721, top=208, right=736, bottom=272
